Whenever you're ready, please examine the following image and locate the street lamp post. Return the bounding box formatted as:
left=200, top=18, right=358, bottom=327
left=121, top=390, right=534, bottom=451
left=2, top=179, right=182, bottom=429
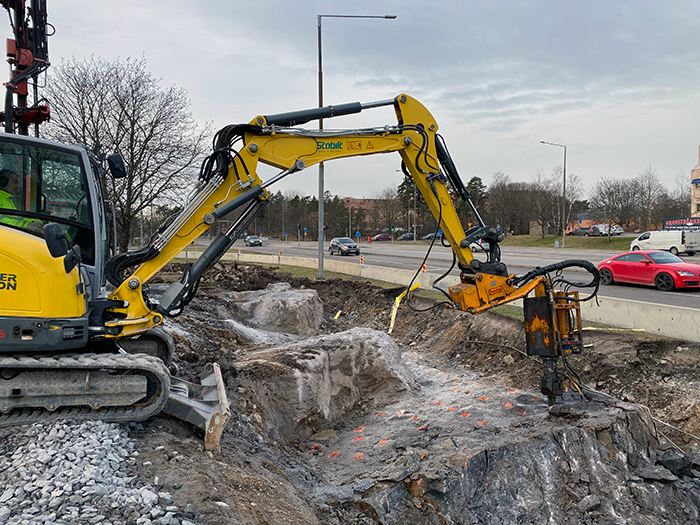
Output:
left=316, top=13, right=397, bottom=279
left=540, top=141, right=567, bottom=248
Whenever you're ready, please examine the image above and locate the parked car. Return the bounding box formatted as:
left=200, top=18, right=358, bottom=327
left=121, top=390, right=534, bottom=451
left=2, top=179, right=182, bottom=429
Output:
left=422, top=232, right=442, bottom=241
left=630, top=230, right=699, bottom=256
left=244, top=235, right=262, bottom=247
left=568, top=226, right=602, bottom=237
left=469, top=239, right=491, bottom=252
left=597, top=224, right=624, bottom=236
left=329, top=237, right=360, bottom=256
left=597, top=250, right=700, bottom=291
left=371, top=233, right=391, bottom=242
left=397, top=233, right=416, bottom=241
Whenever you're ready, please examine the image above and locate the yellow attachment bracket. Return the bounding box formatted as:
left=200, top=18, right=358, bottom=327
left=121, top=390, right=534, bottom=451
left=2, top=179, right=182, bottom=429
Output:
left=448, top=274, right=546, bottom=314
left=388, top=283, right=421, bottom=334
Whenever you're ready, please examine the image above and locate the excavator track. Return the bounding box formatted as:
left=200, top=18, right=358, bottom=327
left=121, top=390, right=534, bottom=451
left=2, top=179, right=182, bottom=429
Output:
left=0, top=353, right=171, bottom=427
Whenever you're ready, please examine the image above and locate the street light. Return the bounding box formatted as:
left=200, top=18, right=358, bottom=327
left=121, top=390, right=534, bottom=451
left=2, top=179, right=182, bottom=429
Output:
left=540, top=141, right=567, bottom=248
left=316, top=13, right=397, bottom=279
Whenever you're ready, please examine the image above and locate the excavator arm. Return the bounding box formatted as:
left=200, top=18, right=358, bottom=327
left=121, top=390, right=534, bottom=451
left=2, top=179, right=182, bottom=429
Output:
left=106, top=93, right=599, bottom=404
left=105, top=94, right=503, bottom=334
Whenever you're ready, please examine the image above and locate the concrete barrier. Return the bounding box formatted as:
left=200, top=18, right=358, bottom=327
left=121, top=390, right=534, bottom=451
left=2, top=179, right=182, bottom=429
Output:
left=207, top=250, right=700, bottom=342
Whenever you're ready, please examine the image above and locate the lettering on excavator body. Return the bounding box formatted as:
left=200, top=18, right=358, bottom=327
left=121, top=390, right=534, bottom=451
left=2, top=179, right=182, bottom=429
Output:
left=0, top=273, right=17, bottom=291
left=318, top=141, right=343, bottom=151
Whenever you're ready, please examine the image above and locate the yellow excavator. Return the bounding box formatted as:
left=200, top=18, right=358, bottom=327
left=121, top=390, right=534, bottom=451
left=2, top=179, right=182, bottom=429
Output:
left=0, top=2, right=598, bottom=449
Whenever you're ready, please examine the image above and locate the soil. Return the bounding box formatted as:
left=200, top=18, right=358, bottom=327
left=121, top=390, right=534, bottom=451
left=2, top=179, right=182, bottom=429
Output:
left=133, top=262, right=700, bottom=525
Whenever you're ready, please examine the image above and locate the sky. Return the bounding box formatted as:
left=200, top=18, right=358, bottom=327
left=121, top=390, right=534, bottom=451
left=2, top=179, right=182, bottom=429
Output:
left=25, top=0, right=700, bottom=201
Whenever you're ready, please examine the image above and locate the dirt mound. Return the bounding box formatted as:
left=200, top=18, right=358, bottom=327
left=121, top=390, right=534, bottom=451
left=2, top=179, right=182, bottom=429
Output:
left=133, top=263, right=700, bottom=524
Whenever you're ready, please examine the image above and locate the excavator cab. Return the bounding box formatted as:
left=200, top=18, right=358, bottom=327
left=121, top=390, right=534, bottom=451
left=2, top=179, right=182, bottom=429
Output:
left=0, top=134, right=230, bottom=450
left=0, top=134, right=110, bottom=351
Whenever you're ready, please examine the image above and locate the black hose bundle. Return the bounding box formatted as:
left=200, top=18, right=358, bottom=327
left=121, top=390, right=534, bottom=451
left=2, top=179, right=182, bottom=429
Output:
left=513, top=259, right=600, bottom=301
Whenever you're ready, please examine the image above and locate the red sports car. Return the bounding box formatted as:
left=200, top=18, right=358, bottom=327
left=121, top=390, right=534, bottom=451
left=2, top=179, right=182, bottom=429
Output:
left=597, top=250, right=700, bottom=291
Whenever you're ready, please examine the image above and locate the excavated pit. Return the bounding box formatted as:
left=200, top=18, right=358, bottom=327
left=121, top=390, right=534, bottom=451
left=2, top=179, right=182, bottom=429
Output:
left=131, top=262, right=700, bottom=525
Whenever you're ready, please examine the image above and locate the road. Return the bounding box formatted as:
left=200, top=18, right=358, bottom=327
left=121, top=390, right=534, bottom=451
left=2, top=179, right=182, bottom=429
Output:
left=233, top=239, right=700, bottom=310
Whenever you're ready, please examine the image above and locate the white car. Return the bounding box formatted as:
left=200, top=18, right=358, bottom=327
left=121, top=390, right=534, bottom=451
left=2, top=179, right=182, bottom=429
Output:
left=469, top=239, right=490, bottom=252
left=597, top=224, right=623, bottom=236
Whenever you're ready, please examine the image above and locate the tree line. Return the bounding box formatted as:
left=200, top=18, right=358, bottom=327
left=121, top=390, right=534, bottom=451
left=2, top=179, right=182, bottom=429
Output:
left=42, top=56, right=692, bottom=249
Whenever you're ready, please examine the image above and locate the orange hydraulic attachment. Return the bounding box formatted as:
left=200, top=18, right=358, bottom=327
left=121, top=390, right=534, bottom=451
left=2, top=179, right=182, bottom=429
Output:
left=448, top=272, right=545, bottom=314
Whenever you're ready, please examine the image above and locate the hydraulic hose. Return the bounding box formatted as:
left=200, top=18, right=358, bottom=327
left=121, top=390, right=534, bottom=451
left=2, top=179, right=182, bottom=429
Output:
left=513, top=259, right=600, bottom=300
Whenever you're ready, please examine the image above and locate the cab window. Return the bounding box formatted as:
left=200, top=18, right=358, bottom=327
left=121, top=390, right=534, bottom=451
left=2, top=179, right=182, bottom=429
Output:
left=0, top=139, right=95, bottom=264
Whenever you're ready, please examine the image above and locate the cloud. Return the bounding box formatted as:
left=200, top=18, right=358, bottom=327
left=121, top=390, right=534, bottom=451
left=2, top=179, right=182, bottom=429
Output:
left=26, top=0, right=700, bottom=198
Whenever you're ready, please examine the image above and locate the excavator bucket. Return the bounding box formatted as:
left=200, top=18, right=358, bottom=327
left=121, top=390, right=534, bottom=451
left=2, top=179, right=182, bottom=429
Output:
left=163, top=363, right=231, bottom=451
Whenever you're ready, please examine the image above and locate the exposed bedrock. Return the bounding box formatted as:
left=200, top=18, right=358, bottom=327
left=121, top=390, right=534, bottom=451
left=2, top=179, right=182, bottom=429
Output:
left=226, top=282, right=324, bottom=337
left=235, top=327, right=415, bottom=443
left=217, top=282, right=700, bottom=524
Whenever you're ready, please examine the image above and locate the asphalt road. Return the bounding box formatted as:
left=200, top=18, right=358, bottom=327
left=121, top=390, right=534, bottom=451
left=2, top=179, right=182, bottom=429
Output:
left=235, top=239, right=700, bottom=310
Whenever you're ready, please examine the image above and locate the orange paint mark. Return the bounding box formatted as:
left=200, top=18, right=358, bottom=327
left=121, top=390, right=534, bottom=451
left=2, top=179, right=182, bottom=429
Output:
left=311, top=444, right=323, bottom=451
left=477, top=421, right=484, bottom=426
left=516, top=410, right=527, bottom=415
left=507, top=389, right=518, bottom=393
left=352, top=436, right=364, bottom=442
left=432, top=401, right=444, bottom=406
left=381, top=412, right=386, bottom=416
left=328, top=451, right=339, bottom=458
left=478, top=397, right=490, bottom=401
left=417, top=426, right=427, bottom=431
left=353, top=426, right=364, bottom=433
left=395, top=411, right=404, bottom=416
left=448, top=407, right=457, bottom=411
left=460, top=412, right=471, bottom=418
left=379, top=439, right=389, bottom=444
left=417, top=478, right=423, bottom=484
left=409, top=416, right=420, bottom=421
left=450, top=387, right=459, bottom=390
left=503, top=403, right=512, bottom=408
left=531, top=398, right=540, bottom=401
left=353, top=453, right=364, bottom=461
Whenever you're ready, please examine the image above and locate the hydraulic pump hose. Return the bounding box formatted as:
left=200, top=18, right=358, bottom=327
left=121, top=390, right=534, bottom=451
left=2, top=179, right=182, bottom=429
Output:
left=513, top=259, right=600, bottom=300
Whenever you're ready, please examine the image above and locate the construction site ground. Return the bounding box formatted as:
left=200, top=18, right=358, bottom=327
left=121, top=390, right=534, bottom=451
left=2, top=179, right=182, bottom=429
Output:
left=132, top=262, right=700, bottom=525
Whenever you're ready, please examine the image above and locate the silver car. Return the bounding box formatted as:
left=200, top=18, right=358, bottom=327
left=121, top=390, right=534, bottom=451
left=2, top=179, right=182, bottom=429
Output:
left=329, top=237, right=360, bottom=256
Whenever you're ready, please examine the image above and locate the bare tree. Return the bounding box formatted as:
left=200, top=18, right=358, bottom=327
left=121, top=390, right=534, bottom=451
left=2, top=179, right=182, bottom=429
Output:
left=589, top=177, right=619, bottom=240
left=589, top=177, right=638, bottom=230
left=484, top=171, right=511, bottom=230
left=671, top=167, right=691, bottom=218
left=375, top=187, right=402, bottom=234
left=635, top=165, right=665, bottom=230
left=530, top=168, right=558, bottom=238
left=44, top=56, right=210, bottom=252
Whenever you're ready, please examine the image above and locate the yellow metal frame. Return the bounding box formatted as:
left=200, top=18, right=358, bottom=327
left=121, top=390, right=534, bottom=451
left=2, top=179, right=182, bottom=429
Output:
left=105, top=93, right=534, bottom=337
left=106, top=152, right=268, bottom=336
left=0, top=227, right=84, bottom=317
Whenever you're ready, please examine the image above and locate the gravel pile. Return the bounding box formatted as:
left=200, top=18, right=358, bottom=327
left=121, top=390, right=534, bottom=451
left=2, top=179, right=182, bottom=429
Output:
left=0, top=420, right=202, bottom=525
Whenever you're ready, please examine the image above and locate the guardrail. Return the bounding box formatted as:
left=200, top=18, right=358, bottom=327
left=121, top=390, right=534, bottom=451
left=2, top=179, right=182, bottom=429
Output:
left=186, top=247, right=700, bottom=343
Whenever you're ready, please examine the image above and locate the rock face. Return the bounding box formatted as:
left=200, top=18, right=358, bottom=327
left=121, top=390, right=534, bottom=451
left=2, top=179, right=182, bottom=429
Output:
left=227, top=282, right=324, bottom=337
left=222, top=284, right=700, bottom=524
left=235, top=327, right=415, bottom=442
